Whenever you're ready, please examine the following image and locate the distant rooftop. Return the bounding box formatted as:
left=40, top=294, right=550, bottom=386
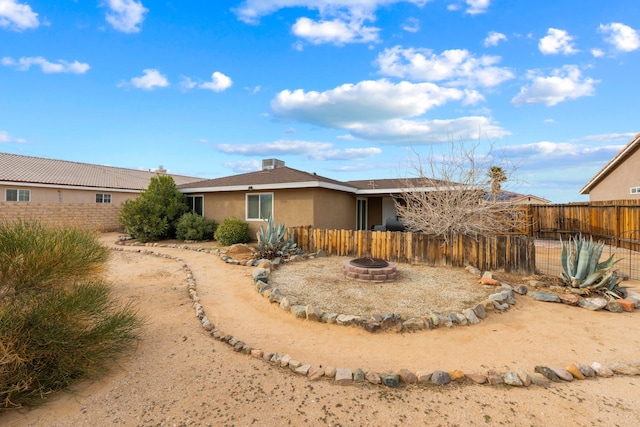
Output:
left=0, top=152, right=203, bottom=191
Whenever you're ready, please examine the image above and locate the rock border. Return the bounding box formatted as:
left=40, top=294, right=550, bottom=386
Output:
left=110, top=242, right=640, bottom=389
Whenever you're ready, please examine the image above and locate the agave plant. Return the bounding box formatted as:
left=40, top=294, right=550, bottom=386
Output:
left=256, top=217, right=302, bottom=260
left=560, top=234, right=624, bottom=298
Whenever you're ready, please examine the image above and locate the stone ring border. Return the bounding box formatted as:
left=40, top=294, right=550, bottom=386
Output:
left=109, top=243, right=640, bottom=388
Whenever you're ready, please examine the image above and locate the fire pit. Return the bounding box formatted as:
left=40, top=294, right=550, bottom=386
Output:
left=342, top=257, right=398, bottom=282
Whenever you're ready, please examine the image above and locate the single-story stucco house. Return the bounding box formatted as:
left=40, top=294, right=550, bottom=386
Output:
left=580, top=133, right=640, bottom=202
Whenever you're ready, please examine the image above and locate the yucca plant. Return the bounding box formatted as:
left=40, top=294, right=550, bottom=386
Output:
left=256, top=217, right=301, bottom=260
left=560, top=234, right=624, bottom=298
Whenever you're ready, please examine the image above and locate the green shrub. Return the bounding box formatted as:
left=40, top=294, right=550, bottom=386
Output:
left=0, top=221, right=109, bottom=298
left=214, top=217, right=252, bottom=246
left=1, top=281, right=142, bottom=410
left=176, top=212, right=217, bottom=241
left=119, top=175, right=189, bottom=242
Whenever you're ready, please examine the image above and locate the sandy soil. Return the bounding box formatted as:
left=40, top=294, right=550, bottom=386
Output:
left=2, top=234, right=640, bottom=427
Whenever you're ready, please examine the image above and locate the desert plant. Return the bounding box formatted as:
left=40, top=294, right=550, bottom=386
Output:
left=256, top=217, right=302, bottom=260
left=0, top=220, right=109, bottom=298
left=560, top=235, right=624, bottom=298
left=1, top=280, right=142, bottom=410
left=214, top=217, right=252, bottom=246
left=119, top=175, right=189, bottom=242
left=176, top=212, right=217, bottom=241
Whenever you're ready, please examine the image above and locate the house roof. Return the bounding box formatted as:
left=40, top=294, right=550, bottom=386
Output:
left=483, top=190, right=550, bottom=204
left=346, top=177, right=453, bottom=194
left=0, top=152, right=203, bottom=191
left=580, top=133, right=640, bottom=195
left=178, top=166, right=357, bottom=193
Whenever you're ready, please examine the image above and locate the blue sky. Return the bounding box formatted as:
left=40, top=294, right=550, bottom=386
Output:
left=1, top=0, right=639, bottom=203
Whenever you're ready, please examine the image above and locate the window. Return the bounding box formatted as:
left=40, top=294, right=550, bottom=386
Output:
left=5, top=189, right=30, bottom=202
left=631, top=187, right=640, bottom=195
left=246, top=193, right=273, bottom=220
left=187, top=195, right=204, bottom=216
left=356, top=198, right=367, bottom=230
left=95, top=193, right=112, bottom=203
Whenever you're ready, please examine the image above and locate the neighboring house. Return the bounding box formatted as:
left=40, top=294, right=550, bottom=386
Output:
left=178, top=159, right=456, bottom=235
left=0, top=152, right=202, bottom=230
left=580, top=133, right=640, bottom=202
left=485, top=190, right=550, bottom=205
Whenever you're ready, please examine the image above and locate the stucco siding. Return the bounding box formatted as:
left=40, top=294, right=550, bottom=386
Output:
left=0, top=202, right=122, bottom=231
left=312, top=188, right=355, bottom=230
left=0, top=185, right=138, bottom=205
left=589, top=149, right=640, bottom=202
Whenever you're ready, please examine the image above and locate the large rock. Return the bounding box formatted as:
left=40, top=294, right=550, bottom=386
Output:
left=558, top=294, right=579, bottom=305
left=529, top=291, right=561, bottom=303
left=578, top=297, right=608, bottom=311
left=462, top=308, right=480, bottom=324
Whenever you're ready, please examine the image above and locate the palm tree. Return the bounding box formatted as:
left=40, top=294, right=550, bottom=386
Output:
left=488, top=166, right=507, bottom=203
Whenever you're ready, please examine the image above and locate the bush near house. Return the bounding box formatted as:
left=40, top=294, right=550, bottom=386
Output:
left=0, top=221, right=142, bottom=411
left=176, top=212, right=218, bottom=241
left=119, top=175, right=189, bottom=242
left=214, top=217, right=252, bottom=246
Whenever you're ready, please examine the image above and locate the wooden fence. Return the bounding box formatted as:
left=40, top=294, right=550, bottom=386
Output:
left=286, top=227, right=536, bottom=274
left=528, top=201, right=640, bottom=251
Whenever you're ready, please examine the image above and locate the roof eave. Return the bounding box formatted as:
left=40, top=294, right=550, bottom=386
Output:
left=580, top=133, right=640, bottom=194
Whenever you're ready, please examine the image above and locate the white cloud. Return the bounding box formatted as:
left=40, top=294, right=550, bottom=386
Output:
left=292, top=15, right=379, bottom=45
left=123, top=68, right=169, bottom=90
left=0, top=130, right=25, bottom=143
left=511, top=65, right=598, bottom=107
left=347, top=116, right=509, bottom=143
left=375, top=46, right=514, bottom=87
left=483, top=31, right=507, bottom=47
left=217, top=140, right=381, bottom=161
left=0, top=0, right=39, bottom=31
left=2, top=56, right=90, bottom=73
left=401, top=17, right=420, bottom=33
left=573, top=132, right=637, bottom=143
left=179, top=76, right=197, bottom=90
left=591, top=48, right=605, bottom=58
left=234, top=1, right=429, bottom=45
left=199, top=72, right=233, bottom=92
left=465, top=0, right=490, bottom=15
left=103, top=0, right=148, bottom=33
left=271, top=79, right=481, bottom=128
left=538, top=28, right=578, bottom=55
left=598, top=22, right=640, bottom=52
left=223, top=160, right=261, bottom=173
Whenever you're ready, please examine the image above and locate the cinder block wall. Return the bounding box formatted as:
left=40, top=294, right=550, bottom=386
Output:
left=0, top=202, right=123, bottom=231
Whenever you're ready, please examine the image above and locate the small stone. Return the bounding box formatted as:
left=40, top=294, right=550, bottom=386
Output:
left=279, top=297, right=291, bottom=311
left=492, top=301, right=509, bottom=311
left=534, top=366, right=560, bottom=382
left=402, top=318, right=425, bottom=331
left=488, top=292, right=507, bottom=302
left=466, top=265, right=482, bottom=275
left=430, top=370, right=451, bottom=386
left=381, top=313, right=400, bottom=329
left=324, top=366, right=337, bottom=378
left=252, top=268, right=269, bottom=282
left=465, top=373, right=487, bottom=384
left=429, top=312, right=440, bottom=327
left=455, top=313, right=468, bottom=326
left=365, top=371, right=381, bottom=384
left=513, top=285, right=528, bottom=295
left=482, top=271, right=498, bottom=280
left=549, top=367, right=573, bottom=381
left=291, top=305, right=307, bottom=318
left=558, top=294, right=579, bottom=305
left=305, top=305, right=322, bottom=321
left=566, top=364, right=585, bottom=380
left=529, top=291, right=561, bottom=303
left=486, top=370, right=503, bottom=385
left=380, top=373, right=399, bottom=388
left=530, top=373, right=550, bottom=386
left=398, top=369, right=417, bottom=384
left=473, top=304, right=487, bottom=319
left=336, top=314, right=358, bottom=326
left=609, top=363, right=640, bottom=376
left=439, top=315, right=453, bottom=327
left=480, top=277, right=500, bottom=286
left=618, top=299, right=635, bottom=312
left=335, top=368, right=353, bottom=385
left=529, top=280, right=545, bottom=288
left=449, top=370, right=465, bottom=381
left=502, top=371, right=524, bottom=387
left=606, top=300, right=623, bottom=313
left=362, top=321, right=381, bottom=333
left=591, top=362, right=613, bottom=378
left=578, top=298, right=607, bottom=311
left=353, top=368, right=365, bottom=382
left=462, top=308, right=480, bottom=324
left=578, top=364, right=596, bottom=377
left=517, top=370, right=532, bottom=387
left=280, top=355, right=292, bottom=368
left=416, top=371, right=432, bottom=383
left=308, top=366, right=325, bottom=381
left=448, top=313, right=459, bottom=325
left=295, top=364, right=311, bottom=375
left=322, top=313, right=338, bottom=324
left=288, top=359, right=302, bottom=370
left=250, top=349, right=264, bottom=359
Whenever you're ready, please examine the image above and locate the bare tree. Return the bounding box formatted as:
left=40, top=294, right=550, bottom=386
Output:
left=394, top=140, right=526, bottom=240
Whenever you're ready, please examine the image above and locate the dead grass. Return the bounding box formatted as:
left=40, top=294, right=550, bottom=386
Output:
left=269, top=256, right=498, bottom=318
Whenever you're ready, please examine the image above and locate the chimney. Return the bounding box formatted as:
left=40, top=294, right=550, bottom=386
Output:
left=262, top=158, right=285, bottom=170
left=156, top=165, right=167, bottom=175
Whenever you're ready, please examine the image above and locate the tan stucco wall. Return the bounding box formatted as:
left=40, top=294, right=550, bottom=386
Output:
left=201, top=187, right=357, bottom=236
left=0, top=185, right=139, bottom=206
left=589, top=149, right=640, bottom=202
left=0, top=202, right=123, bottom=231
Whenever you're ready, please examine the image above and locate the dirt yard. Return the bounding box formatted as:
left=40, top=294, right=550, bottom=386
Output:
left=2, top=234, right=640, bottom=427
